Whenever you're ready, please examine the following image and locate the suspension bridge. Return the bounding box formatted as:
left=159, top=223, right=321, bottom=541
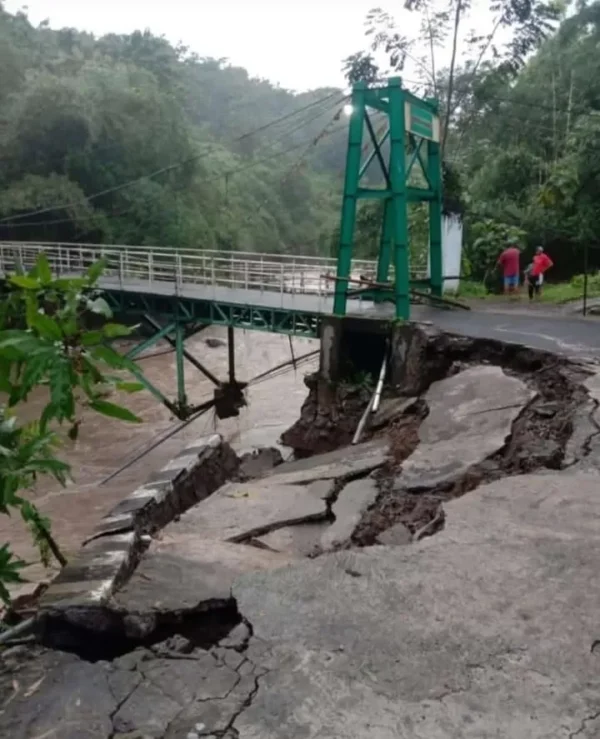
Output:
left=2, top=79, right=599, bottom=421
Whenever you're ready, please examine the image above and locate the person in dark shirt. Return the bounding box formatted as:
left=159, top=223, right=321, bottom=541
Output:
left=497, top=244, right=521, bottom=294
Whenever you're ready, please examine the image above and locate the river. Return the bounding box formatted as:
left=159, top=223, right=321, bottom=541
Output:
left=1, top=328, right=318, bottom=591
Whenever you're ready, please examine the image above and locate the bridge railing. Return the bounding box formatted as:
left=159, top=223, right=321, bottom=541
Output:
left=0, top=242, right=382, bottom=301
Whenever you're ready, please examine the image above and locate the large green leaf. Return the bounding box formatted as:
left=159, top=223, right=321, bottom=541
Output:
left=10, top=275, right=39, bottom=290
left=30, top=312, right=63, bottom=341
left=102, top=322, right=135, bottom=338
left=115, top=380, right=144, bottom=393
left=0, top=544, right=26, bottom=605
left=86, top=258, right=107, bottom=285
left=89, top=399, right=142, bottom=423
left=36, top=254, right=53, bottom=285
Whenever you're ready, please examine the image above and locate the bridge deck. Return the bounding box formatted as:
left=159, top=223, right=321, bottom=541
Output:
left=2, top=242, right=600, bottom=358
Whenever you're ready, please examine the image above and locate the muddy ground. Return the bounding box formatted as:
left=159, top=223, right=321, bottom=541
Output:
left=284, top=327, right=596, bottom=546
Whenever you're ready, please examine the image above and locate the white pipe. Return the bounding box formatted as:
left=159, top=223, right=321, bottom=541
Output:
left=352, top=392, right=375, bottom=445
left=352, top=347, right=388, bottom=444
left=372, top=344, right=388, bottom=414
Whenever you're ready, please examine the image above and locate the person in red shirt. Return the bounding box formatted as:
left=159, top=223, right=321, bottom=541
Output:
left=497, top=244, right=521, bottom=294
left=527, top=246, right=554, bottom=300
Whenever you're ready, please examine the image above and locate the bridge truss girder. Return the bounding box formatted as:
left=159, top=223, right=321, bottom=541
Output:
left=104, top=288, right=318, bottom=420
left=334, top=77, right=443, bottom=320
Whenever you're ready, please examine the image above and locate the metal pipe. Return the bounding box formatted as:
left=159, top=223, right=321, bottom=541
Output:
left=352, top=393, right=375, bottom=445
left=372, top=344, right=388, bottom=414
left=352, top=346, right=388, bottom=444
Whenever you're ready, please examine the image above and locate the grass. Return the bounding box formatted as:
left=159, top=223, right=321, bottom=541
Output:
left=448, top=278, right=600, bottom=305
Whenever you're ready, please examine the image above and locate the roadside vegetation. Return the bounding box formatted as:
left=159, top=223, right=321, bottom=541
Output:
left=0, top=255, right=143, bottom=605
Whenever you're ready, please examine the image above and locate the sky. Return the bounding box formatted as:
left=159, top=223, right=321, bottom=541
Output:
left=4, top=0, right=490, bottom=92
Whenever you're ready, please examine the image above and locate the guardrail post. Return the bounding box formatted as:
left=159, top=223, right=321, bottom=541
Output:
left=119, top=252, right=124, bottom=289
left=244, top=260, right=249, bottom=291
left=149, top=252, right=154, bottom=285
left=280, top=262, right=284, bottom=300
left=176, top=253, right=182, bottom=295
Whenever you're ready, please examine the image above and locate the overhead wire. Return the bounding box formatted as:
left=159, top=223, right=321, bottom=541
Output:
left=99, top=341, right=319, bottom=485
left=0, top=94, right=348, bottom=232
left=0, top=90, right=343, bottom=226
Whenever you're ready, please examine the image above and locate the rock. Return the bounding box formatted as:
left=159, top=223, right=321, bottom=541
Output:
left=397, top=366, right=534, bottom=490
left=204, top=338, right=225, bottom=348
left=238, top=447, right=283, bottom=480
left=377, top=522, right=412, bottom=546
left=532, top=402, right=560, bottom=418
left=113, top=538, right=293, bottom=616
left=167, top=479, right=330, bottom=543
left=151, top=634, right=194, bottom=655
left=257, top=522, right=329, bottom=556
left=512, top=437, right=563, bottom=471
left=321, top=478, right=379, bottom=550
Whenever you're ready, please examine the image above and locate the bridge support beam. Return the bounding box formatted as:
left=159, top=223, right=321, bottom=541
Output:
left=141, top=314, right=221, bottom=387
left=214, top=326, right=247, bottom=419
left=123, top=315, right=227, bottom=420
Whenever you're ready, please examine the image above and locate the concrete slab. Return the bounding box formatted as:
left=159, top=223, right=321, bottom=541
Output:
left=370, top=397, right=417, bottom=429
left=232, top=471, right=600, bottom=739
left=397, top=366, right=533, bottom=489
left=321, top=478, right=379, bottom=550
left=257, top=522, right=329, bottom=556
left=113, top=536, right=292, bottom=616
left=166, top=480, right=330, bottom=543
left=0, top=641, right=262, bottom=739
left=266, top=439, right=388, bottom=485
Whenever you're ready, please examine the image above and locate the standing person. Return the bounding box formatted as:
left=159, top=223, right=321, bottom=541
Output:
left=528, top=246, right=554, bottom=301
left=497, top=243, right=521, bottom=295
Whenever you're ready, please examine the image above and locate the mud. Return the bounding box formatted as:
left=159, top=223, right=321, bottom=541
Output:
left=280, top=374, right=373, bottom=456
left=277, top=326, right=593, bottom=547
left=352, top=336, right=591, bottom=545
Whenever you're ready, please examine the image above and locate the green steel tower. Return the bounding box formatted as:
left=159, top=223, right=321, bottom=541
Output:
left=333, top=77, right=443, bottom=320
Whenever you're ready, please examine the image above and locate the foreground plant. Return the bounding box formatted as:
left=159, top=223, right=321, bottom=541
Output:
left=0, top=253, right=143, bottom=604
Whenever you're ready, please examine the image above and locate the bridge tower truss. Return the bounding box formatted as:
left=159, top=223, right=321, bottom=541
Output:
left=333, top=77, right=443, bottom=320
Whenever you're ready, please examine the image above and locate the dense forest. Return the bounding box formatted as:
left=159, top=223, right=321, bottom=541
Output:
left=0, top=2, right=349, bottom=253
left=2, top=0, right=600, bottom=280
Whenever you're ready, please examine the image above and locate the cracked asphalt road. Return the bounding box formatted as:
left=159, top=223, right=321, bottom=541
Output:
left=0, top=628, right=268, bottom=739
left=411, top=305, right=600, bottom=359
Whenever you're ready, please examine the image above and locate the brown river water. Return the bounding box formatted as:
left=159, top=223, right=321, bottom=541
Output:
left=1, top=328, right=318, bottom=591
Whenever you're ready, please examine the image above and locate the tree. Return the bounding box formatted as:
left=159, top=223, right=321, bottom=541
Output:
left=343, top=0, right=563, bottom=155
left=0, top=254, right=144, bottom=604
left=0, top=5, right=349, bottom=256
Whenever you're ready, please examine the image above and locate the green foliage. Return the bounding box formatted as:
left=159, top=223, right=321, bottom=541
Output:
left=463, top=219, right=526, bottom=281
left=451, top=2, right=600, bottom=280
left=0, top=5, right=346, bottom=252
left=0, top=254, right=144, bottom=604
